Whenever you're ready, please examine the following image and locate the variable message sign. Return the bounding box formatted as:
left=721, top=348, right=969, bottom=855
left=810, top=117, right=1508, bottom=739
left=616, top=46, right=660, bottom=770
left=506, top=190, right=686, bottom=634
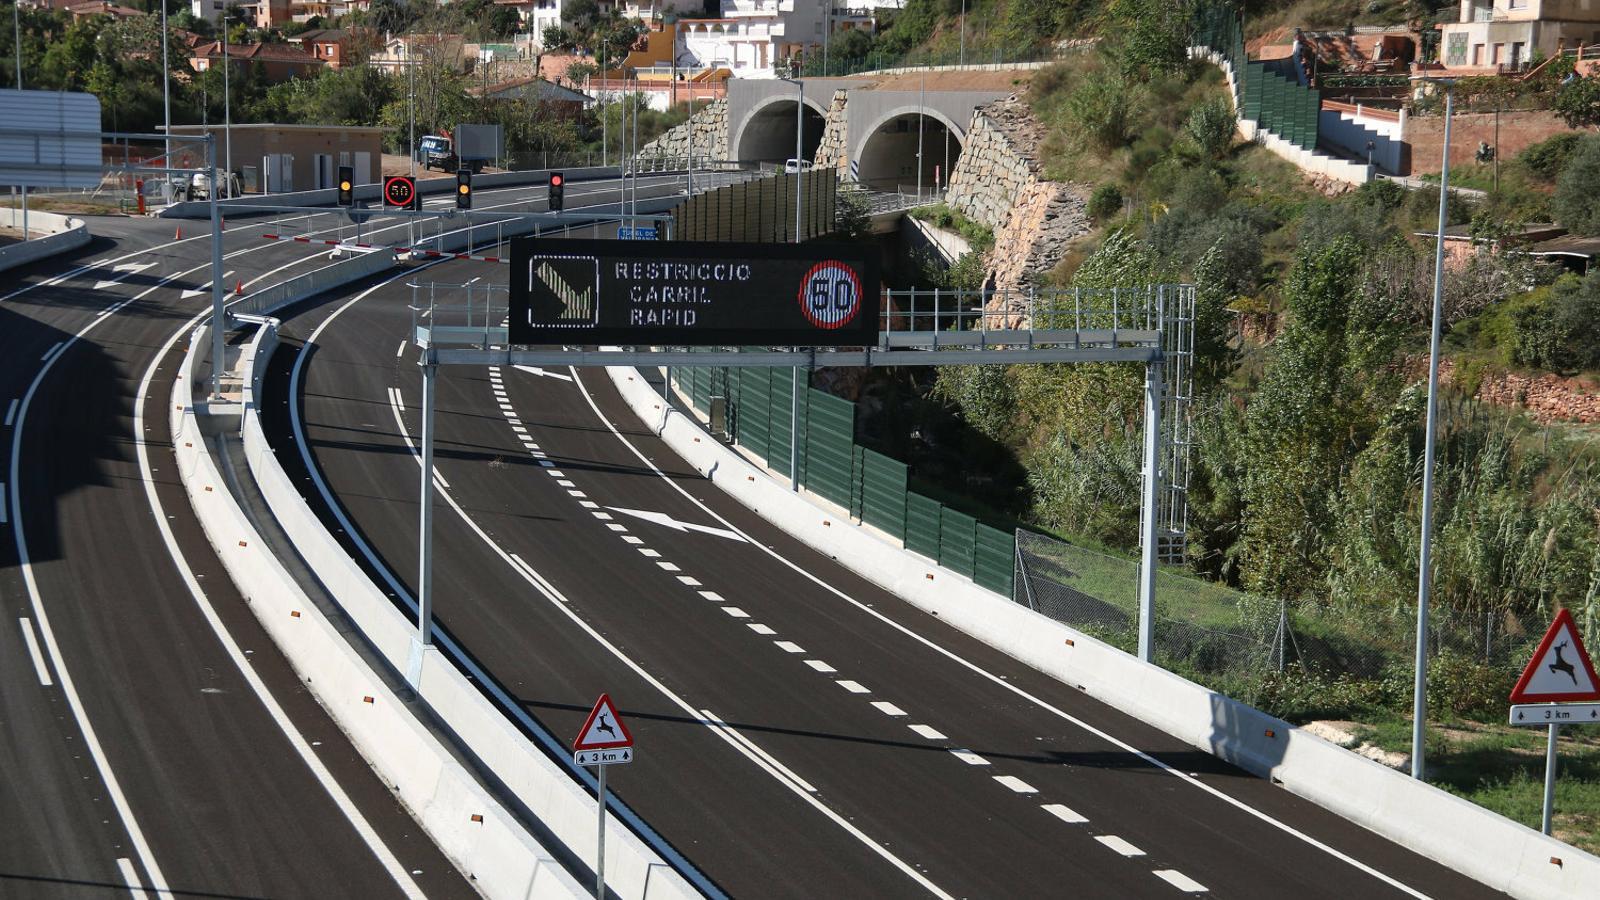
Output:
left=508, top=239, right=880, bottom=347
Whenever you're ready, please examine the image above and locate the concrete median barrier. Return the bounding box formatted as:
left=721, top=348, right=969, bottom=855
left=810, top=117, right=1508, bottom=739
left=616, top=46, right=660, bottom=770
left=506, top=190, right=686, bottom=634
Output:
left=0, top=208, right=91, bottom=274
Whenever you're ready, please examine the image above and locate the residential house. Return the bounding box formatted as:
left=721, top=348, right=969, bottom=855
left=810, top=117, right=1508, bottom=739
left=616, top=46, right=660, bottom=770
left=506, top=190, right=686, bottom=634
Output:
left=64, top=1, right=143, bottom=19
left=369, top=33, right=476, bottom=74
left=674, top=0, right=876, bottom=79
left=469, top=75, right=593, bottom=115
left=286, top=28, right=368, bottom=69
left=1439, top=0, right=1600, bottom=73
left=190, top=41, right=326, bottom=82
left=190, top=0, right=227, bottom=22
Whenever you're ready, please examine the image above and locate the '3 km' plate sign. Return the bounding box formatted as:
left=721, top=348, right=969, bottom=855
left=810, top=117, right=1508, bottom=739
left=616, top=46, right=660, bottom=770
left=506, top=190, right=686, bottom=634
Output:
left=508, top=238, right=880, bottom=346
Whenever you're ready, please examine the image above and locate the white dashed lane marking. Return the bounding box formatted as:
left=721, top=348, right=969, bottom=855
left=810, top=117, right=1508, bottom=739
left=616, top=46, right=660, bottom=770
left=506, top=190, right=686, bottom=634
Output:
left=639, top=548, right=661, bottom=558
left=622, top=535, right=644, bottom=545
left=908, top=724, right=947, bottom=740
left=1096, top=835, right=1145, bottom=857
left=748, top=624, right=776, bottom=635
left=837, top=680, right=870, bottom=694
left=871, top=701, right=907, bottom=717
left=949, top=749, right=989, bottom=767
left=1042, top=803, right=1087, bottom=824
left=721, top=607, right=750, bottom=619
left=1152, top=870, right=1208, bottom=893
left=993, top=776, right=1038, bottom=794
left=774, top=640, right=804, bottom=653
left=698, top=591, right=724, bottom=602
left=805, top=660, right=836, bottom=673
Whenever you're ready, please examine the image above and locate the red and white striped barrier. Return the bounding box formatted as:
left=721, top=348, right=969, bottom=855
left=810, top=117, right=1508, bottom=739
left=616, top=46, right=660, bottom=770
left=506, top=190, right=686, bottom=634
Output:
left=260, top=233, right=510, bottom=264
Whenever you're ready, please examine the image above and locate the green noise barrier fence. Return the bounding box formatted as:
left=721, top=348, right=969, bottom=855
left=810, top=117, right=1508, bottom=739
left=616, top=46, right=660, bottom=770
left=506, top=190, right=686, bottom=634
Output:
left=1194, top=3, right=1320, bottom=153
left=673, top=365, right=1014, bottom=595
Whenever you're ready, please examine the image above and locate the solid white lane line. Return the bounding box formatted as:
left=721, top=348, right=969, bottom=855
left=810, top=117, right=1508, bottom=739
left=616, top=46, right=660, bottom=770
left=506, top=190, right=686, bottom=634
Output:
left=1153, top=869, right=1208, bottom=893
left=0, top=482, right=6, bottom=523
left=117, top=857, right=150, bottom=900
left=699, top=590, right=725, bottom=602
left=5, top=398, right=16, bottom=427
left=700, top=710, right=817, bottom=793
left=138, top=308, right=427, bottom=898
left=805, top=660, right=836, bottom=673
left=1096, top=835, right=1145, bottom=857
left=18, top=617, right=52, bottom=685
left=747, top=624, right=776, bottom=636
left=837, top=680, right=870, bottom=694
left=1042, top=803, right=1088, bottom=824
left=949, top=749, right=989, bottom=766
left=909, top=724, right=947, bottom=740
left=721, top=607, right=749, bottom=618
left=774, top=640, right=804, bottom=653
left=871, top=701, right=907, bottom=717
left=572, top=370, right=1433, bottom=900
left=355, top=355, right=941, bottom=898
left=993, top=776, right=1038, bottom=794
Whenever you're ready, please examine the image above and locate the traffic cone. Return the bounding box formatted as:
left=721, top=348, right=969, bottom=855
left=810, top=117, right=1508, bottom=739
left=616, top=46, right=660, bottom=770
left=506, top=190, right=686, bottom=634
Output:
left=234, top=279, right=243, bottom=295
left=174, top=225, right=182, bottom=240
left=220, top=216, right=226, bottom=231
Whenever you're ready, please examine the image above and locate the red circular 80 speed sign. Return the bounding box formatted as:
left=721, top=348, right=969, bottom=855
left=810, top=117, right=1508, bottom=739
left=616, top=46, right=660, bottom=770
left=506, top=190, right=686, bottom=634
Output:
left=797, top=260, right=864, bottom=330
left=383, top=175, right=416, bottom=207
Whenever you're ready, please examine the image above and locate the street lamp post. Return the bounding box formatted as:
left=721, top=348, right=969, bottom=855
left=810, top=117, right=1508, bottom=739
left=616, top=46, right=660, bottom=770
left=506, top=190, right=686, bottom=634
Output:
left=12, top=0, right=26, bottom=240
left=223, top=36, right=231, bottom=188
left=1413, top=78, right=1456, bottom=783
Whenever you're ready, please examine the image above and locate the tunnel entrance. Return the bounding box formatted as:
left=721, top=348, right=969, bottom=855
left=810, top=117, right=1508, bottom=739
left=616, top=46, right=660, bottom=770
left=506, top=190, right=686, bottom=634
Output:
left=737, top=99, right=827, bottom=165
left=855, top=113, right=963, bottom=193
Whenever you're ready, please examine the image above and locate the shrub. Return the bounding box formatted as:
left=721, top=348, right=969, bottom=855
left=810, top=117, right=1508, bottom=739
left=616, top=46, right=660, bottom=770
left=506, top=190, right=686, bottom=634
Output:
left=1554, top=74, right=1600, bottom=130
left=1518, top=131, right=1582, bottom=182
left=1553, top=135, right=1600, bottom=236
left=1184, top=94, right=1236, bottom=159
left=1067, top=70, right=1135, bottom=151
left=1088, top=183, right=1123, bottom=222
left=1507, top=273, right=1600, bottom=372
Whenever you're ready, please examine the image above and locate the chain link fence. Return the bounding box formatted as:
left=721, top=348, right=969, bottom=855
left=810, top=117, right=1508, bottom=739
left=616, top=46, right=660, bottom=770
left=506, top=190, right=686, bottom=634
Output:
left=1015, top=529, right=1552, bottom=705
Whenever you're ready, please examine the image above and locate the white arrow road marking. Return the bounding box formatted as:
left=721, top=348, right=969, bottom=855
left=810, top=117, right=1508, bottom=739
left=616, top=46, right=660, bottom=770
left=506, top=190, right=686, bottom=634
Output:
left=92, top=262, right=156, bottom=291
left=180, top=271, right=235, bottom=299
left=513, top=364, right=573, bottom=382
left=605, top=506, right=745, bottom=542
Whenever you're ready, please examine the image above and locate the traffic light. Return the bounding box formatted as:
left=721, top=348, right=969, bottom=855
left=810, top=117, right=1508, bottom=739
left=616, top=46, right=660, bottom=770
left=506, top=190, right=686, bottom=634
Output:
left=653, top=218, right=667, bottom=240
left=455, top=168, right=472, bottom=210
left=548, top=172, right=565, bottom=212
left=337, top=165, right=354, bottom=206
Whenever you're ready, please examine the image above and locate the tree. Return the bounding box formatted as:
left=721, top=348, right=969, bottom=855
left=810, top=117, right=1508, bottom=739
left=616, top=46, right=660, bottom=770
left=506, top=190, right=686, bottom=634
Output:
left=1554, top=75, right=1600, bottom=130
left=1106, top=0, right=1194, bottom=80
left=1553, top=134, right=1600, bottom=235
left=1183, top=94, right=1235, bottom=160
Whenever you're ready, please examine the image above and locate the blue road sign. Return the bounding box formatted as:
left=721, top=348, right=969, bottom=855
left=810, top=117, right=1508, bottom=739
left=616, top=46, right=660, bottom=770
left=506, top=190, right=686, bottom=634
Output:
left=617, top=226, right=658, bottom=240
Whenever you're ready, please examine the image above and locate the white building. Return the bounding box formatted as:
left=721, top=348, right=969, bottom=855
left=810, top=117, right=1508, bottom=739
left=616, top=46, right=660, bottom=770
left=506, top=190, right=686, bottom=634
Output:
left=190, top=0, right=227, bottom=22
left=674, top=0, right=876, bottom=79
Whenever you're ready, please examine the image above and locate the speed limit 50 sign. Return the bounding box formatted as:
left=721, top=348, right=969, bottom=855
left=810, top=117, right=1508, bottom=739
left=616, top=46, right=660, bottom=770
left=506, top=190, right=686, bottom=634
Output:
left=383, top=175, right=417, bottom=208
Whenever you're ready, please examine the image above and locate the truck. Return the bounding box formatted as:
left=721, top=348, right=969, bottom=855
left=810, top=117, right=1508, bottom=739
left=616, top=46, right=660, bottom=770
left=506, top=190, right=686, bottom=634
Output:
left=420, top=127, right=495, bottom=173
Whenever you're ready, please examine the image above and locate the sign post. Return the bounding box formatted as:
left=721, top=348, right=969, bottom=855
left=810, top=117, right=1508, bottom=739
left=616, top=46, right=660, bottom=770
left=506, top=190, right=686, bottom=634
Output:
left=573, top=693, right=635, bottom=898
left=1506, top=608, right=1600, bottom=834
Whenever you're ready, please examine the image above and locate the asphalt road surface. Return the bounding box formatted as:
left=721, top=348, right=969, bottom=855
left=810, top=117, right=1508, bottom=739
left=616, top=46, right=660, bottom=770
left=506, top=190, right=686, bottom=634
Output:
left=0, top=173, right=668, bottom=898
left=268, top=245, right=1510, bottom=899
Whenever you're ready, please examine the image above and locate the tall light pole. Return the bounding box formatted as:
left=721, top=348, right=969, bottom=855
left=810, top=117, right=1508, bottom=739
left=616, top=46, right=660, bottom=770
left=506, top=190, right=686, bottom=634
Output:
left=12, top=0, right=26, bottom=240
left=223, top=35, right=231, bottom=188
left=1413, top=78, right=1456, bottom=783
left=786, top=75, right=804, bottom=492
left=959, top=0, right=967, bottom=67
left=162, top=0, right=170, bottom=180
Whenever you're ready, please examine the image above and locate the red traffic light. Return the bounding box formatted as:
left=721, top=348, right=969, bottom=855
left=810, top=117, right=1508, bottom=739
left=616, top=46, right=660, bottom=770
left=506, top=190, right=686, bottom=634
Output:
left=550, top=174, right=563, bottom=187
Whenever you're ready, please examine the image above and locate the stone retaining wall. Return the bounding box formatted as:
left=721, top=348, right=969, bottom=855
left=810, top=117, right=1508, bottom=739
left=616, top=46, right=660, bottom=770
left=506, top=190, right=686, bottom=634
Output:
left=813, top=90, right=851, bottom=174
left=638, top=98, right=728, bottom=159
left=945, top=93, right=1091, bottom=293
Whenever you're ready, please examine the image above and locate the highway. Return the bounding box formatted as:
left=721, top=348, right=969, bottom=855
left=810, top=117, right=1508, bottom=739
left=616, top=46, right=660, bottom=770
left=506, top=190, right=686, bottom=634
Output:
left=0, top=173, right=667, bottom=898
left=267, top=243, right=1511, bottom=898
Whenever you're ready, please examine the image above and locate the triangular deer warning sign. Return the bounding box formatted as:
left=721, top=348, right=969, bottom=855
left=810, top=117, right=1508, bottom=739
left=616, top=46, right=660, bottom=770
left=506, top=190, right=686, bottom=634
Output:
left=1510, top=609, right=1600, bottom=704
left=573, top=693, right=634, bottom=751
